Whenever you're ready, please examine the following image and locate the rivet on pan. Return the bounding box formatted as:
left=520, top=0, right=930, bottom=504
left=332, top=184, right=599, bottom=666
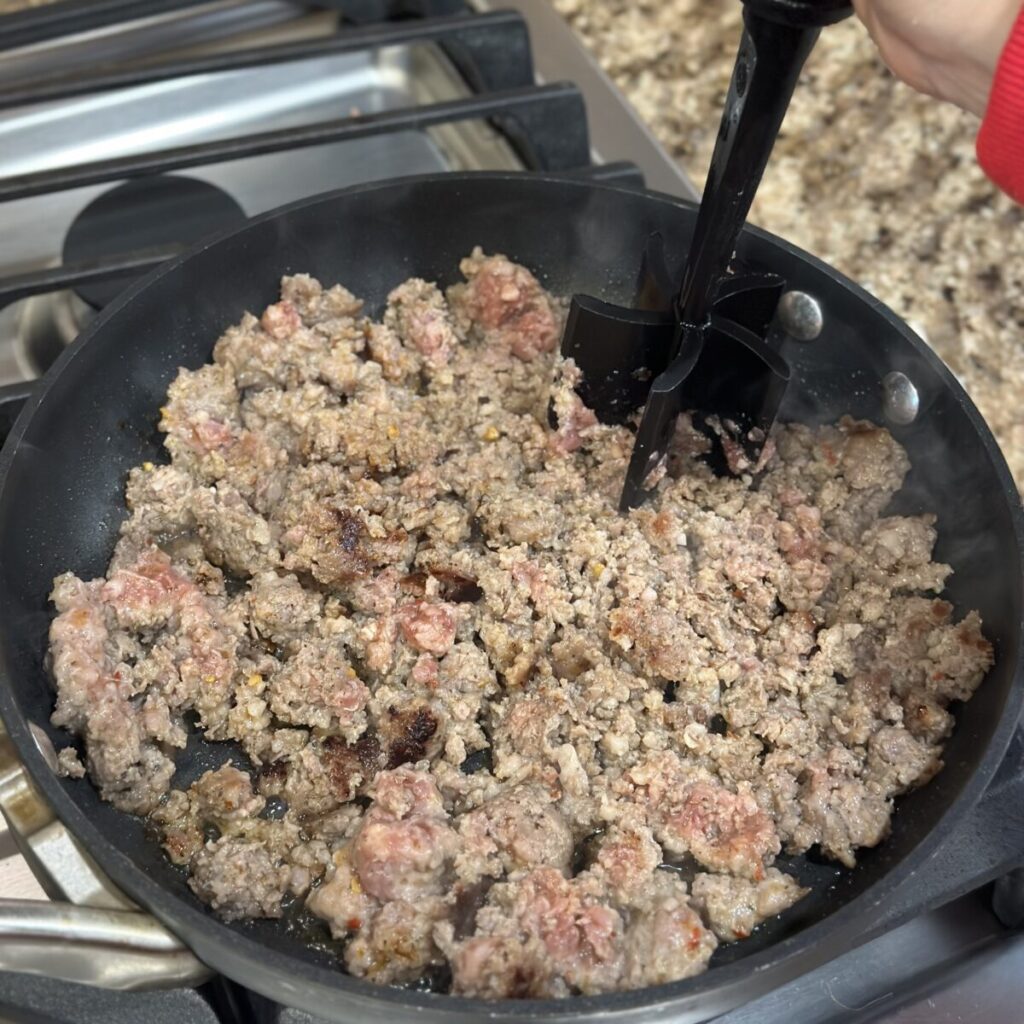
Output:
left=29, top=723, right=58, bottom=772
left=777, top=290, right=823, bottom=341
left=881, top=371, right=919, bottom=426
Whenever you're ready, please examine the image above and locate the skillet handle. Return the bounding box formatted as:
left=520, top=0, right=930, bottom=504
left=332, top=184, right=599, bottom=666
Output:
left=0, top=900, right=212, bottom=991
left=0, top=723, right=213, bottom=989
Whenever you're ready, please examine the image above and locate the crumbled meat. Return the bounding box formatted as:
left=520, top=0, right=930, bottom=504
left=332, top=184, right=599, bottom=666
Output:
left=56, top=746, right=85, bottom=778
left=321, top=734, right=385, bottom=802
left=48, top=254, right=993, bottom=999
left=49, top=567, right=181, bottom=813
left=307, top=845, right=378, bottom=939
left=247, top=572, right=323, bottom=646
left=447, top=933, right=552, bottom=998
left=384, top=278, right=461, bottom=370
left=377, top=701, right=444, bottom=768
left=444, top=867, right=624, bottom=997
left=621, top=872, right=717, bottom=988
left=351, top=767, right=458, bottom=902
left=690, top=868, right=808, bottom=940
left=549, top=359, right=598, bottom=454
left=397, top=601, right=457, bottom=656
left=192, top=764, right=265, bottom=823
left=345, top=897, right=448, bottom=983
left=656, top=780, right=780, bottom=880
left=261, top=300, right=302, bottom=340
left=591, top=824, right=662, bottom=906
left=267, top=637, right=369, bottom=738
left=455, top=784, right=574, bottom=882
left=449, top=247, right=559, bottom=361
left=188, top=837, right=291, bottom=921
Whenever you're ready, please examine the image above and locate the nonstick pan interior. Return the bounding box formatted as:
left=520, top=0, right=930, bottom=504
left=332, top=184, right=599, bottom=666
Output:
left=0, top=173, right=1020, bottom=1023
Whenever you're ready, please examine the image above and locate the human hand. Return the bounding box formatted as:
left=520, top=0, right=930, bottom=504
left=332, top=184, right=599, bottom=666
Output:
left=852, top=0, right=1022, bottom=115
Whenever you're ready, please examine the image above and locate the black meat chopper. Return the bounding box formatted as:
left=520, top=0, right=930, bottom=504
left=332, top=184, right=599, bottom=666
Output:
left=561, top=0, right=853, bottom=510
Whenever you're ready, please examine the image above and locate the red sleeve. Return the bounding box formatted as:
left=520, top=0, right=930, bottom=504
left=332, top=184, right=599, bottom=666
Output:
left=977, top=6, right=1024, bottom=204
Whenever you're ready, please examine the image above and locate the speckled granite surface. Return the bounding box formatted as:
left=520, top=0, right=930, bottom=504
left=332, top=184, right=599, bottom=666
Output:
left=554, top=0, right=1024, bottom=488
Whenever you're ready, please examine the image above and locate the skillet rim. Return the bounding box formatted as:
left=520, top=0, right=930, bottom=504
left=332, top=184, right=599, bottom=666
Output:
left=0, top=170, right=1021, bottom=1021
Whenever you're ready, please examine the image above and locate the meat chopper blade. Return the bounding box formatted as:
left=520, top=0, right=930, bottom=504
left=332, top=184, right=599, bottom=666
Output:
left=617, top=310, right=792, bottom=509
left=558, top=0, right=852, bottom=511
left=562, top=264, right=786, bottom=428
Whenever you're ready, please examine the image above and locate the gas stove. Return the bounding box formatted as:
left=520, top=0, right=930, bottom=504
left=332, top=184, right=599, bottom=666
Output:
left=0, top=3, right=1021, bottom=1023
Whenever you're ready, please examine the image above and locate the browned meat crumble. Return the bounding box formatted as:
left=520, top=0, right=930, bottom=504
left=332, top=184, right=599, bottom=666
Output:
left=48, top=249, right=993, bottom=998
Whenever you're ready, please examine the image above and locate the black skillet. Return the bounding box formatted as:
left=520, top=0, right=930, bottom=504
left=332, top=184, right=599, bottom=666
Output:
left=0, top=173, right=1021, bottom=1023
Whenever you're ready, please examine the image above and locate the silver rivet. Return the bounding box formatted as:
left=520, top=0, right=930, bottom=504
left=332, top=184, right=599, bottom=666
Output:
left=29, top=723, right=58, bottom=772
left=777, top=291, right=823, bottom=341
left=881, top=371, right=919, bottom=426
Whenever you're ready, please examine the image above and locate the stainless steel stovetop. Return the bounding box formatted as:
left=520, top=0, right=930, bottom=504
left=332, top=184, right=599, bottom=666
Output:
left=0, top=3, right=1021, bottom=1022
left=0, top=0, right=693, bottom=389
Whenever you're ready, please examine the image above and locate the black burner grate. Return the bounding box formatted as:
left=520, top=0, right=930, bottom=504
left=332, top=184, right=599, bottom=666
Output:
left=0, top=0, right=217, bottom=51
left=0, top=0, right=645, bottom=437
left=0, top=10, right=537, bottom=109
left=0, top=2, right=639, bottom=322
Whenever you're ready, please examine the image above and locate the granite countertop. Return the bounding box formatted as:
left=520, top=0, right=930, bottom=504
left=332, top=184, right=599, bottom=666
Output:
left=554, top=0, right=1024, bottom=488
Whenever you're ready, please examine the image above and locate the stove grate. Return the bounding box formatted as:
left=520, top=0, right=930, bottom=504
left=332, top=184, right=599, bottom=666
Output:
left=0, top=4, right=620, bottom=325
left=0, top=82, right=591, bottom=206
left=0, top=9, right=536, bottom=108
left=0, top=0, right=216, bottom=51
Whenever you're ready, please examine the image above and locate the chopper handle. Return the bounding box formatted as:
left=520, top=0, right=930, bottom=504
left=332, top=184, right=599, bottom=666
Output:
left=675, top=9, right=822, bottom=329
left=741, top=0, right=853, bottom=27
left=673, top=0, right=853, bottom=331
